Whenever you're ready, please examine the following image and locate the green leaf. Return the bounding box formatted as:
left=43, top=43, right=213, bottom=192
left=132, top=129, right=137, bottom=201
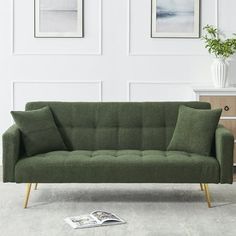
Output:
left=202, top=25, right=236, bottom=58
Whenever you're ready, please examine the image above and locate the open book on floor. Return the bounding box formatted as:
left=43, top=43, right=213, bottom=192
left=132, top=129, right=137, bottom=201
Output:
left=64, top=211, right=126, bottom=229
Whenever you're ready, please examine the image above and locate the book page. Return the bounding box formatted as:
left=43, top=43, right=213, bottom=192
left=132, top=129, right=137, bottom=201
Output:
left=65, top=215, right=100, bottom=229
left=91, top=211, right=123, bottom=224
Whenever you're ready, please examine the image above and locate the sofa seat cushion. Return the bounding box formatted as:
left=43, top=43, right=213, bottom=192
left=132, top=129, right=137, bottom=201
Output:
left=15, top=150, right=220, bottom=183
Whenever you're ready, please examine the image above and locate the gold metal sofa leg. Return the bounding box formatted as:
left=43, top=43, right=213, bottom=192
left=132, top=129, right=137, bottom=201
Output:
left=200, top=183, right=204, bottom=191
left=24, top=183, right=32, bottom=209
left=203, top=184, right=211, bottom=208
left=34, top=183, right=38, bottom=190
left=23, top=183, right=212, bottom=208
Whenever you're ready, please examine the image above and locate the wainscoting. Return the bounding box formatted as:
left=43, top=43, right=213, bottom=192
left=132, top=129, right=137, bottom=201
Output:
left=11, top=81, right=103, bottom=110
left=12, top=0, right=103, bottom=55
left=1, top=0, right=236, bottom=161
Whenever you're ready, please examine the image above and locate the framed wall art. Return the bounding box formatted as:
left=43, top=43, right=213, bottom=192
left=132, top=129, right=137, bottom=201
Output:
left=34, top=0, right=84, bottom=38
left=151, top=0, right=200, bottom=38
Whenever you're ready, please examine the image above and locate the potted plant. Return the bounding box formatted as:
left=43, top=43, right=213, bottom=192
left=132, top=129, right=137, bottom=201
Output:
left=202, top=25, right=236, bottom=88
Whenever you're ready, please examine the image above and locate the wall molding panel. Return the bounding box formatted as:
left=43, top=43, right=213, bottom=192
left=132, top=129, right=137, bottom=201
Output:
left=12, top=0, right=103, bottom=55
left=127, top=0, right=219, bottom=56
left=11, top=81, right=103, bottom=110
left=127, top=81, right=195, bottom=101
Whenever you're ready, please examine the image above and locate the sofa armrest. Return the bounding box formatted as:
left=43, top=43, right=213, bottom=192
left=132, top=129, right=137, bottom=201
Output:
left=215, top=124, right=234, bottom=184
left=2, top=125, right=22, bottom=182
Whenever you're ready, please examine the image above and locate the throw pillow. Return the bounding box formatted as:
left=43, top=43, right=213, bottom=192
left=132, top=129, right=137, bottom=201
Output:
left=11, top=106, right=67, bottom=156
left=167, top=105, right=222, bottom=156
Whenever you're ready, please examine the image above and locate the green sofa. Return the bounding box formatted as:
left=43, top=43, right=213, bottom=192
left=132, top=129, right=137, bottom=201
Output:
left=2, top=102, right=234, bottom=208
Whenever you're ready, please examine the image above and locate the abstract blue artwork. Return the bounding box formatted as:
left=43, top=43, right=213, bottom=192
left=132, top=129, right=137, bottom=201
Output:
left=151, top=0, right=200, bottom=38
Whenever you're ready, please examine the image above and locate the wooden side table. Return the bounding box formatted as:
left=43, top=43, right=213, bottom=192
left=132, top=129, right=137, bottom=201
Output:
left=194, top=88, right=236, bottom=166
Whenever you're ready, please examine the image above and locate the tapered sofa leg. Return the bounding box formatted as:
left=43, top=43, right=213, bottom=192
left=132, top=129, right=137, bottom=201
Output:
left=34, top=183, right=38, bottom=190
left=200, top=183, right=204, bottom=191
left=24, top=183, right=32, bottom=209
left=203, top=184, right=211, bottom=208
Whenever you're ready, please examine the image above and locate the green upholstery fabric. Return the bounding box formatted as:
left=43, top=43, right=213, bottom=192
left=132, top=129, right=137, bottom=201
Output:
left=3, top=101, right=233, bottom=184
left=15, top=150, right=220, bottom=183
left=25, top=102, right=211, bottom=151
left=2, top=125, right=21, bottom=182
left=168, top=105, right=222, bottom=156
left=11, top=106, right=67, bottom=156
left=215, top=125, right=234, bottom=184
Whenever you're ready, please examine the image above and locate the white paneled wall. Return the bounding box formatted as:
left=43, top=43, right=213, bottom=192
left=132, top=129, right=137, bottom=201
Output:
left=128, top=0, right=216, bottom=55
left=12, top=81, right=103, bottom=110
left=219, top=0, right=236, bottom=34
left=0, top=0, right=236, bottom=160
left=13, top=0, right=102, bottom=54
left=127, top=82, right=194, bottom=102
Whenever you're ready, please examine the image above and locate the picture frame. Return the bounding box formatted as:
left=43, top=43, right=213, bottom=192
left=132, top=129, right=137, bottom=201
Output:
left=151, top=0, right=200, bottom=38
left=34, top=0, right=84, bottom=38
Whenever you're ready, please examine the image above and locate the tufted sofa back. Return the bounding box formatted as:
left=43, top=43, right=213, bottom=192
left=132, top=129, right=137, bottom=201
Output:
left=26, top=102, right=211, bottom=151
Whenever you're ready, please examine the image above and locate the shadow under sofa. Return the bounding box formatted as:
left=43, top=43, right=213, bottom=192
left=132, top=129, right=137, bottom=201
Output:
left=2, top=102, right=234, bottom=208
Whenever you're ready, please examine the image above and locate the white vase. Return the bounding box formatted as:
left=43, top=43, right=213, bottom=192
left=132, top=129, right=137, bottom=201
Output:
left=211, top=58, right=229, bottom=88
